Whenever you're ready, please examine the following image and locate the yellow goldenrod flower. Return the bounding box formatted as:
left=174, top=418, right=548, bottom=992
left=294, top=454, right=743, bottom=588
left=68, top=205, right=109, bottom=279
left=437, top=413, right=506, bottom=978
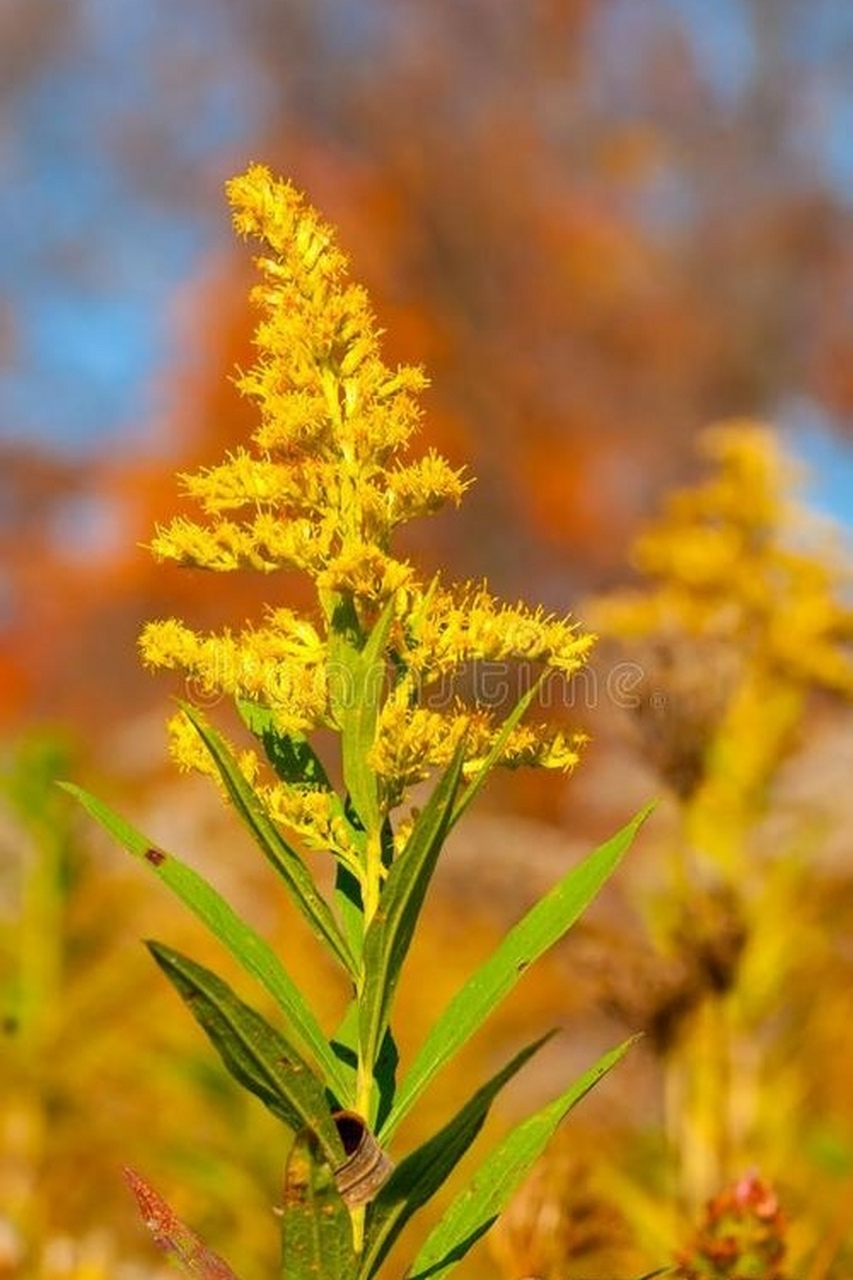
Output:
left=143, top=163, right=595, bottom=852
left=399, top=582, right=594, bottom=677
left=141, top=614, right=329, bottom=734
left=260, top=782, right=363, bottom=872
left=369, top=695, right=472, bottom=793
left=167, top=709, right=261, bottom=789
left=591, top=420, right=853, bottom=869
left=370, top=682, right=586, bottom=808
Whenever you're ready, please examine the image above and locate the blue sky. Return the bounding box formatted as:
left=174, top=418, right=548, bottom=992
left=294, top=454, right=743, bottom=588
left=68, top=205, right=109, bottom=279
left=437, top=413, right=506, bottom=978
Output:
left=0, top=0, right=258, bottom=455
left=2, top=0, right=852, bottom=529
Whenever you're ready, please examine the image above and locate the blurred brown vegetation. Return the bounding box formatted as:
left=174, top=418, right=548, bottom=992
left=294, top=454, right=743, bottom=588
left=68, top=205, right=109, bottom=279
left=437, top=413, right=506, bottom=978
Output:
left=2, top=2, right=853, bottom=1277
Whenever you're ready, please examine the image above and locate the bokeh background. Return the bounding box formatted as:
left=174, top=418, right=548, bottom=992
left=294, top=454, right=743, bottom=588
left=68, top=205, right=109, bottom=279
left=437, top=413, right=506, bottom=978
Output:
left=1, top=3, right=852, bottom=1278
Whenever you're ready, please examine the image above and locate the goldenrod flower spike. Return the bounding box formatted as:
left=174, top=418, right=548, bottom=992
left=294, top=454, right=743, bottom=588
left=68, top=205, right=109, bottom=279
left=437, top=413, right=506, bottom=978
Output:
left=151, top=164, right=454, bottom=608
left=591, top=420, right=853, bottom=872
left=143, top=162, right=594, bottom=833
left=594, top=422, right=852, bottom=695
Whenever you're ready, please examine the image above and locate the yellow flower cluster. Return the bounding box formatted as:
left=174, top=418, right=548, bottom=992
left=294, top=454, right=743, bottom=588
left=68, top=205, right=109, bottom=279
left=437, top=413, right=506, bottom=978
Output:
left=141, top=611, right=329, bottom=735
left=143, top=164, right=593, bottom=838
left=591, top=421, right=853, bottom=869
left=368, top=683, right=587, bottom=802
left=166, top=707, right=260, bottom=788
left=151, top=165, right=465, bottom=597
left=400, top=583, right=595, bottom=676
left=595, top=423, right=853, bottom=694
left=165, top=709, right=362, bottom=869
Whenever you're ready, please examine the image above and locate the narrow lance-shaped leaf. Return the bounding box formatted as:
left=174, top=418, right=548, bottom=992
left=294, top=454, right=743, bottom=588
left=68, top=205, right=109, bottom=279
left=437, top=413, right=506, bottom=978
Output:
left=358, top=744, right=467, bottom=1110
left=179, top=702, right=356, bottom=977
left=236, top=700, right=369, bottom=963
left=330, top=1000, right=399, bottom=1132
left=360, top=1033, right=554, bottom=1280
left=237, top=698, right=334, bottom=791
left=239, top=698, right=368, bottom=870
left=371, top=1024, right=400, bottom=1135
left=280, top=1128, right=354, bottom=1280
left=383, top=805, right=652, bottom=1140
left=328, top=593, right=397, bottom=834
left=448, top=673, right=547, bottom=832
left=407, top=1037, right=637, bottom=1280
left=148, top=941, right=343, bottom=1164
left=60, top=782, right=350, bottom=1101
left=334, top=859, right=366, bottom=967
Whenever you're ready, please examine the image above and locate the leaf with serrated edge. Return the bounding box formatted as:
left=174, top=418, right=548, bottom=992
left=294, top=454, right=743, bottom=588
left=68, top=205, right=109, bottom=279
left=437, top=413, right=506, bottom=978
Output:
left=179, top=703, right=356, bottom=977
left=60, top=783, right=350, bottom=1101
left=383, top=806, right=652, bottom=1140
left=407, top=1038, right=636, bottom=1280
left=361, top=1033, right=553, bottom=1279
left=148, top=942, right=343, bottom=1163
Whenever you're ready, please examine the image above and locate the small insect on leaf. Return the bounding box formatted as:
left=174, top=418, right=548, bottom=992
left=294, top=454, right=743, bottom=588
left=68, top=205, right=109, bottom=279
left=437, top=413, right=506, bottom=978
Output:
left=123, top=1167, right=244, bottom=1280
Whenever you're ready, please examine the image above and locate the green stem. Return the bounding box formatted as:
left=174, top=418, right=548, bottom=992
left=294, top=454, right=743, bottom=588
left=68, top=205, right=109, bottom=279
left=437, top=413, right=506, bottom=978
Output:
left=355, top=826, right=383, bottom=1120
left=350, top=1204, right=366, bottom=1256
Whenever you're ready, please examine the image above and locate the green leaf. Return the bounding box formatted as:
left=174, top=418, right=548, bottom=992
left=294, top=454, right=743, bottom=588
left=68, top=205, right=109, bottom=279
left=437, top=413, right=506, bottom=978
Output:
left=238, top=700, right=366, bottom=865
left=407, top=1038, right=636, bottom=1280
left=280, top=1128, right=354, bottom=1280
left=330, top=994, right=359, bottom=1057
left=359, top=744, right=467, bottom=1109
left=330, top=1001, right=398, bottom=1128
left=60, top=782, right=350, bottom=1101
left=361, top=1033, right=553, bottom=1279
left=448, top=673, right=546, bottom=832
left=237, top=701, right=368, bottom=960
left=383, top=805, right=652, bottom=1140
left=179, top=703, right=356, bottom=977
left=329, top=593, right=397, bottom=834
left=373, top=1025, right=400, bottom=1133
left=237, top=699, right=333, bottom=791
left=334, top=859, right=365, bottom=964
left=148, top=941, right=344, bottom=1164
